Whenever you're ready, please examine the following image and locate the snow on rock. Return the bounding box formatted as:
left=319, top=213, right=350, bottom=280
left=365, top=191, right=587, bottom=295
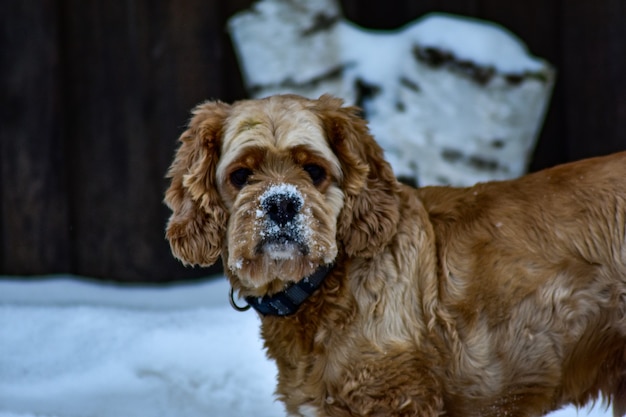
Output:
left=228, top=0, right=354, bottom=102
left=0, top=276, right=613, bottom=417
left=362, top=15, right=554, bottom=186
left=228, top=0, right=555, bottom=186
left=404, top=14, right=546, bottom=74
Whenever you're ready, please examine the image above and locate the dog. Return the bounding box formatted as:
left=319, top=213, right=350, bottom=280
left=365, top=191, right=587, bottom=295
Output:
left=164, top=94, right=626, bottom=417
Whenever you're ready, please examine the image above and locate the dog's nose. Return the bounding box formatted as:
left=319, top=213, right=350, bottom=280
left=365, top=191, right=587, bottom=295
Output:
left=262, top=193, right=302, bottom=225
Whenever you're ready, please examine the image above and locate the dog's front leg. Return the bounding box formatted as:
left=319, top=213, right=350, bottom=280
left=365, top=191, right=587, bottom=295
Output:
left=321, top=354, right=443, bottom=417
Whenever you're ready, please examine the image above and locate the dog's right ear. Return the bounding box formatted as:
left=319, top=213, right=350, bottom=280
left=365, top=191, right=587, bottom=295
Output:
left=164, top=101, right=230, bottom=267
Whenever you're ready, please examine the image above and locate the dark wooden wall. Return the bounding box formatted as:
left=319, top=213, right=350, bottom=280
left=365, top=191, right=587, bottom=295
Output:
left=1, top=0, right=624, bottom=282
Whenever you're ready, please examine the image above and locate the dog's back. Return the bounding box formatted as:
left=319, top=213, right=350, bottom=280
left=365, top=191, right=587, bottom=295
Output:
left=415, top=151, right=626, bottom=416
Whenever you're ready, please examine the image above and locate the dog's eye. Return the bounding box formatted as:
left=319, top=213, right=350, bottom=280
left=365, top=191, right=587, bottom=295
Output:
left=229, top=168, right=253, bottom=189
left=303, top=164, right=326, bottom=186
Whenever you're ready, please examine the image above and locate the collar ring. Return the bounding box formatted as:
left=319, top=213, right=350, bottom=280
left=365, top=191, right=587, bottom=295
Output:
left=229, top=287, right=251, bottom=312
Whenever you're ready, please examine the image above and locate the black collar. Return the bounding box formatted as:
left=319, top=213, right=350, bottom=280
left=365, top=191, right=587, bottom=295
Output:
left=244, top=265, right=332, bottom=316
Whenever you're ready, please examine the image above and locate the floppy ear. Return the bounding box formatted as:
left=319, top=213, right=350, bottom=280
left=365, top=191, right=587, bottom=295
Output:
left=315, top=94, right=400, bottom=258
left=164, top=101, right=230, bottom=266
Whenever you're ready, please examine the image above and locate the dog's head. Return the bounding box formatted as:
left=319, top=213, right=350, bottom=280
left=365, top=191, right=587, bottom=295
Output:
left=165, top=94, right=399, bottom=294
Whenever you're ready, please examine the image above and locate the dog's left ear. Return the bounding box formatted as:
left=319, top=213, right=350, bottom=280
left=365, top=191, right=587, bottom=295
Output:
left=164, top=101, right=230, bottom=267
left=314, top=95, right=400, bottom=258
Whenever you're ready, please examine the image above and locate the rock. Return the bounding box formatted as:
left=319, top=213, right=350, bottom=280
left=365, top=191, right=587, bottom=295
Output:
left=228, top=2, right=555, bottom=186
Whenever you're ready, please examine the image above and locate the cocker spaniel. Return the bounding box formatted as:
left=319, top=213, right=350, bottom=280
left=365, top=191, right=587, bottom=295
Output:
left=165, top=94, right=626, bottom=417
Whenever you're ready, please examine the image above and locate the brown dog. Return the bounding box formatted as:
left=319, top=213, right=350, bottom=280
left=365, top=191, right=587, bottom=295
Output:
left=165, top=94, right=626, bottom=417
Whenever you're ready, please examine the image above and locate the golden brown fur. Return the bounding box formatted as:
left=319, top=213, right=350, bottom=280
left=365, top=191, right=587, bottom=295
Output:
left=165, top=94, right=626, bottom=417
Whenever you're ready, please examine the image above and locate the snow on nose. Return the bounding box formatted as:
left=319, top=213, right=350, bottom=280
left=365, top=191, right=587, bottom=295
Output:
left=257, top=184, right=311, bottom=259
left=259, top=184, right=304, bottom=225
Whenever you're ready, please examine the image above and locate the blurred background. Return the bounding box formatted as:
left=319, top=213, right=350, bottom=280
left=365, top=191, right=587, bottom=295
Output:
left=1, top=0, right=624, bottom=283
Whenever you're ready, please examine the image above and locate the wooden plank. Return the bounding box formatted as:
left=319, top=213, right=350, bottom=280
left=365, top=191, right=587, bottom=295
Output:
left=60, top=0, right=233, bottom=281
left=145, top=0, right=251, bottom=280
left=147, top=0, right=251, bottom=280
left=560, top=0, right=626, bottom=161
left=60, top=0, right=131, bottom=280
left=149, top=0, right=252, bottom=281
left=341, top=0, right=478, bottom=29
left=221, top=1, right=255, bottom=102
left=128, top=0, right=226, bottom=281
left=0, top=0, right=72, bottom=274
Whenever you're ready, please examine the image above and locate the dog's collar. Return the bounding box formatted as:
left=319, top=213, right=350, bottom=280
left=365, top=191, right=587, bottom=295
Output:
left=240, top=265, right=332, bottom=316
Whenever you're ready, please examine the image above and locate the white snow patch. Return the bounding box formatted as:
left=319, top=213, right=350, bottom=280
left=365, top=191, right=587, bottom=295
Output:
left=0, top=276, right=284, bottom=417
left=232, top=258, right=244, bottom=270
left=265, top=242, right=300, bottom=260
left=404, top=14, right=545, bottom=73
left=0, top=275, right=613, bottom=417
left=259, top=183, right=304, bottom=207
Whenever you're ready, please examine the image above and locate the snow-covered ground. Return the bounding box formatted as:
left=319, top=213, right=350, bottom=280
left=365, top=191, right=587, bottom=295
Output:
left=0, top=275, right=613, bottom=417
left=0, top=276, right=283, bottom=417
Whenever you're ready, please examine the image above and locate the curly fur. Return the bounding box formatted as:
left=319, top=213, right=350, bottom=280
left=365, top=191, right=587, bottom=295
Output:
left=165, top=94, right=626, bottom=417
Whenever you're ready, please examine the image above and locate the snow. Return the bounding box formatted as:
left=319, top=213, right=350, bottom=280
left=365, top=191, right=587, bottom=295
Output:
left=0, top=275, right=614, bottom=417
left=259, top=183, right=304, bottom=209
left=228, top=0, right=343, bottom=88
left=337, top=13, right=554, bottom=186
left=403, top=14, right=545, bottom=73
left=337, top=12, right=545, bottom=92
left=0, top=276, right=284, bottom=417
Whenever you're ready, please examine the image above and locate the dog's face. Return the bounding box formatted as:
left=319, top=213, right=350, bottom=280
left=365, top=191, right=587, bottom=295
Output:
left=215, top=97, right=345, bottom=290
left=165, top=94, right=400, bottom=295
